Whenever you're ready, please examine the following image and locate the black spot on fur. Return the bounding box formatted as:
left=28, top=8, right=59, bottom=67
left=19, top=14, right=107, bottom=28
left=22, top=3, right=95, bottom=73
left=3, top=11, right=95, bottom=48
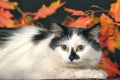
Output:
left=0, top=28, right=20, bottom=46
left=49, top=35, right=67, bottom=50
left=49, top=28, right=86, bottom=50
left=90, top=40, right=101, bottom=51
left=50, top=23, right=101, bottom=51
left=32, top=30, right=52, bottom=44
left=50, top=28, right=101, bottom=51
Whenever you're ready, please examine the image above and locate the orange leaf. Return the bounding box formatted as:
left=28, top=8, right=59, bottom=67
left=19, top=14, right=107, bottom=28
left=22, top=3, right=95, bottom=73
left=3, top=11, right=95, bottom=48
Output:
left=64, top=8, right=99, bottom=28
left=99, top=13, right=120, bottom=52
left=69, top=16, right=99, bottom=28
left=0, top=8, right=15, bottom=27
left=69, top=16, right=92, bottom=28
left=100, top=13, right=114, bottom=36
left=99, top=13, right=116, bottom=51
left=1, top=0, right=8, bottom=2
left=0, top=0, right=18, bottom=10
left=107, top=37, right=116, bottom=52
left=64, top=8, right=85, bottom=16
left=110, top=0, right=120, bottom=22
left=112, top=29, right=120, bottom=50
left=98, top=53, right=120, bottom=78
left=62, top=16, right=75, bottom=26
left=15, top=14, right=33, bottom=27
left=27, top=0, right=66, bottom=20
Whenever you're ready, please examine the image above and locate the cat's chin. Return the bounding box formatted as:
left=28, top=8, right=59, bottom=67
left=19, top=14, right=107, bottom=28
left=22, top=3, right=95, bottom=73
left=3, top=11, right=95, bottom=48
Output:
left=63, top=62, right=88, bottom=68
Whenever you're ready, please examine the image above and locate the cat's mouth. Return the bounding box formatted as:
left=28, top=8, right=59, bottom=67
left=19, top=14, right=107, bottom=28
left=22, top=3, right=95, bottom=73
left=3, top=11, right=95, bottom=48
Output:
left=63, top=59, right=91, bottom=68
left=64, top=61, right=83, bottom=68
left=64, top=63, right=86, bottom=68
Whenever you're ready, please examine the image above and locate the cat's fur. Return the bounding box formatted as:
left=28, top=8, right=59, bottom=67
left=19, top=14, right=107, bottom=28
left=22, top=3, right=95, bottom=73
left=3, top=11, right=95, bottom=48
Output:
left=0, top=23, right=107, bottom=79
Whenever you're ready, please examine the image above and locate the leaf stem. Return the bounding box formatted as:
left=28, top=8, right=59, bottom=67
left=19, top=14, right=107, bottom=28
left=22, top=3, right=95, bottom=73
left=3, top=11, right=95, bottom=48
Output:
left=16, top=6, right=24, bottom=15
left=91, top=5, right=109, bottom=13
left=16, top=6, right=33, bottom=21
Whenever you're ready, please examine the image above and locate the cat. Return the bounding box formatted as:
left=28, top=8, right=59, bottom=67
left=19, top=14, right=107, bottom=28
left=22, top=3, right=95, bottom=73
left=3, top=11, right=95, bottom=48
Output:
left=0, top=22, right=108, bottom=79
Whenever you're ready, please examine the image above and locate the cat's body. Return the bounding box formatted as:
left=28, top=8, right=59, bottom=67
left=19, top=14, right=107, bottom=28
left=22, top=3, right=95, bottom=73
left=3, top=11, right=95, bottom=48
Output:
left=0, top=23, right=107, bottom=79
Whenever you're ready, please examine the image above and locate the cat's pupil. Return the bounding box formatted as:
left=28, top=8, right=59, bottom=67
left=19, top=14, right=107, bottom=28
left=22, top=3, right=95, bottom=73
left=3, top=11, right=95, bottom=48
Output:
left=63, top=45, right=66, bottom=49
left=61, top=45, right=68, bottom=51
left=79, top=45, right=83, bottom=49
left=76, top=45, right=85, bottom=51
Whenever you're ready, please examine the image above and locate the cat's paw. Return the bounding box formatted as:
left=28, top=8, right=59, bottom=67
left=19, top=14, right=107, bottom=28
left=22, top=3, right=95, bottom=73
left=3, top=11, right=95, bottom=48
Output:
left=91, top=70, right=108, bottom=79
left=74, top=69, right=108, bottom=79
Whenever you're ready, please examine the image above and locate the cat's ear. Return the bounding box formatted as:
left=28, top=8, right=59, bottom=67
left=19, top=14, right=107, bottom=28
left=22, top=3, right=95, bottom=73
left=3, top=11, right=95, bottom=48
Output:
left=51, top=22, right=68, bottom=33
left=85, top=23, right=100, bottom=41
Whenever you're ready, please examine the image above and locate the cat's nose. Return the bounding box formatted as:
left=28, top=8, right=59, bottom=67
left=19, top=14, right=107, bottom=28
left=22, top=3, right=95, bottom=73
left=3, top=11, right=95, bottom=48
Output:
left=69, top=55, right=80, bottom=62
left=69, top=48, right=80, bottom=62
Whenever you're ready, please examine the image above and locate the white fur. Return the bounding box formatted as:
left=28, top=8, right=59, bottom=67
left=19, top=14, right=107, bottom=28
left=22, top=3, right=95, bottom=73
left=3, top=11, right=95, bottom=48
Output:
left=0, top=26, right=107, bottom=79
left=55, top=33, right=102, bottom=68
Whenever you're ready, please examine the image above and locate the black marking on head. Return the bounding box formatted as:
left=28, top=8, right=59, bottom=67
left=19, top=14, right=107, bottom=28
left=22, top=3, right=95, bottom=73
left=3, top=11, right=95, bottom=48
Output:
left=50, top=24, right=86, bottom=50
left=0, top=28, right=20, bottom=46
left=67, top=28, right=84, bottom=38
left=69, top=48, right=80, bottom=62
left=50, top=22, right=101, bottom=51
left=49, top=28, right=73, bottom=50
left=49, top=34, right=67, bottom=50
left=82, top=23, right=100, bottom=41
left=90, top=40, right=101, bottom=51
left=81, top=23, right=101, bottom=51
left=32, top=30, right=52, bottom=44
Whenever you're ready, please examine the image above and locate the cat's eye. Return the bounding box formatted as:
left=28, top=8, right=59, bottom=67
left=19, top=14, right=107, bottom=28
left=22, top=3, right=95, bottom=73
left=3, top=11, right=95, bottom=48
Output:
left=76, top=45, right=85, bottom=51
left=61, top=45, right=68, bottom=51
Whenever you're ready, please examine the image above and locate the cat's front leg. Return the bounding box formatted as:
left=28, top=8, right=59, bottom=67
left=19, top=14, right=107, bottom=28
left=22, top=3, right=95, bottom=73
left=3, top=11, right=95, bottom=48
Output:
left=74, top=69, right=108, bottom=79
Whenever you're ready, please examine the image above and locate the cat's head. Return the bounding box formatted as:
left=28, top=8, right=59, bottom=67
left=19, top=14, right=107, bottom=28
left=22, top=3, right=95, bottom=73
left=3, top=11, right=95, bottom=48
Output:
left=49, top=22, right=102, bottom=68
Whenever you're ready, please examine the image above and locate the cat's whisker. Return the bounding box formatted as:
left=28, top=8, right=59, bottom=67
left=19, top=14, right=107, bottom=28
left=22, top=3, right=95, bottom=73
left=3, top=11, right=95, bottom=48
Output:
left=83, top=58, right=96, bottom=60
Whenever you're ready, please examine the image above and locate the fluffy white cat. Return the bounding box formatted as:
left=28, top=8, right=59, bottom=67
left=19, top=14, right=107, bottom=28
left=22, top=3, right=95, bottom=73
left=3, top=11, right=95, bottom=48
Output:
left=0, top=22, right=108, bottom=79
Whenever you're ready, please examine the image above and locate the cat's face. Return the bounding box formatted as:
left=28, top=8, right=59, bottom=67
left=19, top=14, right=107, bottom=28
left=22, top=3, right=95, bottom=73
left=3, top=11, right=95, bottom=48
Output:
left=50, top=23, right=102, bottom=68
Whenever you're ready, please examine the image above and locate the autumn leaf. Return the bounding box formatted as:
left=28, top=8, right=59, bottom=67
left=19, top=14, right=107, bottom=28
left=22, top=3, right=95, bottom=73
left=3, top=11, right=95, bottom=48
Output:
left=62, top=16, right=75, bottom=26
left=106, top=37, right=116, bottom=52
left=0, top=0, right=18, bottom=10
left=69, top=17, right=92, bottom=28
left=65, top=8, right=99, bottom=28
left=99, top=13, right=116, bottom=52
left=0, top=0, right=18, bottom=27
left=26, top=0, right=66, bottom=20
left=64, top=8, right=85, bottom=16
left=1, top=0, right=8, bottom=1
left=14, top=14, right=33, bottom=27
left=112, top=29, right=120, bottom=50
left=110, top=0, right=120, bottom=22
left=98, top=52, right=120, bottom=78
left=100, top=13, right=114, bottom=36
left=0, top=8, right=15, bottom=27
